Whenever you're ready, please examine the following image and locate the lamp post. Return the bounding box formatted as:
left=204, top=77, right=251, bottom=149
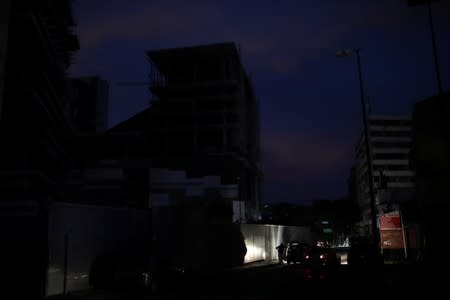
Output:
left=336, top=48, right=379, bottom=249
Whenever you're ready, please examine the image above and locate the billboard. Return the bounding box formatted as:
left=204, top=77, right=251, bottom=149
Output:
left=380, top=230, right=404, bottom=249
left=380, top=214, right=401, bottom=230
left=379, top=212, right=405, bottom=250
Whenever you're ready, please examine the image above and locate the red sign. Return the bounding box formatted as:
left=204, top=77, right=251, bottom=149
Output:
left=380, top=215, right=401, bottom=230
left=380, top=230, right=404, bottom=249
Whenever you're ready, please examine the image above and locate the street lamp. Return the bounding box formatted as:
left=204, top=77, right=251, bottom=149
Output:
left=336, top=48, right=379, bottom=249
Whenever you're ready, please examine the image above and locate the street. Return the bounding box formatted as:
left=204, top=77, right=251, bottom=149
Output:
left=146, top=262, right=435, bottom=300
left=52, top=261, right=442, bottom=300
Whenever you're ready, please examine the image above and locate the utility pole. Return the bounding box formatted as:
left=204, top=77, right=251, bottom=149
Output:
left=408, top=0, right=443, bottom=95
left=63, top=232, right=69, bottom=295
left=336, top=48, right=379, bottom=250
left=355, top=49, right=379, bottom=249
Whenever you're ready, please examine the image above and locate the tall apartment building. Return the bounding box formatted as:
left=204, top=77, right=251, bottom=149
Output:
left=0, top=0, right=79, bottom=195
left=354, top=115, right=415, bottom=235
left=0, top=1, right=79, bottom=299
left=147, top=42, right=262, bottom=222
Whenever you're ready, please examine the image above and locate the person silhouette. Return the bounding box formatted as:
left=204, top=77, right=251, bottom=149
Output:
left=276, top=243, right=286, bottom=263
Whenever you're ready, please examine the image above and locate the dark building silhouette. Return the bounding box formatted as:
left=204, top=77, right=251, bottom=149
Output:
left=0, top=1, right=79, bottom=299
left=66, top=76, right=109, bottom=133
left=64, top=132, right=150, bottom=208
left=348, top=166, right=358, bottom=208
left=61, top=76, right=149, bottom=208
left=148, top=42, right=261, bottom=223
left=62, top=43, right=261, bottom=274
left=1, top=8, right=261, bottom=293
left=109, top=42, right=263, bottom=223
left=410, top=91, right=450, bottom=265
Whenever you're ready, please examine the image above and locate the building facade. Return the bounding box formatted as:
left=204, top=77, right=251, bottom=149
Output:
left=0, top=1, right=79, bottom=298
left=147, top=43, right=261, bottom=222
left=66, top=76, right=109, bottom=133
left=411, top=92, right=450, bottom=265
left=354, top=115, right=415, bottom=236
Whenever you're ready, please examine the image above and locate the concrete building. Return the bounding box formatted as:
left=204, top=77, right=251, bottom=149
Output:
left=354, top=115, right=415, bottom=236
left=66, top=76, right=109, bottom=133
left=108, top=42, right=262, bottom=223
left=60, top=42, right=264, bottom=274
left=410, top=91, right=450, bottom=265
left=0, top=1, right=79, bottom=298
left=64, top=132, right=149, bottom=208
left=146, top=42, right=261, bottom=222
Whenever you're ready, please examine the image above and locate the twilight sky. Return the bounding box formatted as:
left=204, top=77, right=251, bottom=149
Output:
left=69, top=0, right=450, bottom=205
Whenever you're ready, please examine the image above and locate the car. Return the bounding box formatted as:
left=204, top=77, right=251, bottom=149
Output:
left=303, top=246, right=339, bottom=280
left=305, top=246, right=329, bottom=266
left=285, top=242, right=310, bottom=264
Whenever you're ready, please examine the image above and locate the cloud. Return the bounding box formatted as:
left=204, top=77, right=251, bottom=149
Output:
left=75, top=0, right=224, bottom=50
left=261, top=130, right=352, bottom=184
left=70, top=1, right=354, bottom=75
left=73, top=0, right=443, bottom=76
left=72, top=0, right=450, bottom=78
left=260, top=129, right=354, bottom=202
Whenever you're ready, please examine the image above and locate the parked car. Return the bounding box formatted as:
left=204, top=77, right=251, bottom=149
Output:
left=285, top=242, right=310, bottom=264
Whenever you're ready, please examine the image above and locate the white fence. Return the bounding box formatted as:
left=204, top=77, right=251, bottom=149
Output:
left=46, top=202, right=151, bottom=296
left=240, top=224, right=313, bottom=263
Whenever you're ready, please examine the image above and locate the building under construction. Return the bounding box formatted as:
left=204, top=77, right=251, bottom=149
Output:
left=93, top=42, right=262, bottom=273
left=111, top=42, right=263, bottom=223
left=149, top=42, right=262, bottom=222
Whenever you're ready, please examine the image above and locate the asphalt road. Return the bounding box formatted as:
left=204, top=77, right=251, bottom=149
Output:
left=148, top=263, right=434, bottom=300
left=60, top=262, right=438, bottom=300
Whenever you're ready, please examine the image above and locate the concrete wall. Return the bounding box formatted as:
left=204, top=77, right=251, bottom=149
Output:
left=46, top=202, right=151, bottom=296
left=1, top=197, right=49, bottom=300
left=46, top=203, right=313, bottom=296
left=240, top=224, right=313, bottom=263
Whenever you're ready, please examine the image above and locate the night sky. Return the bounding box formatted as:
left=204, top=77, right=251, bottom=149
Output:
left=69, top=0, right=450, bottom=205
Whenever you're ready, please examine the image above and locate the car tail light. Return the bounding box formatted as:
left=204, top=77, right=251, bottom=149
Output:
left=320, top=254, right=324, bottom=259
left=305, top=255, right=309, bottom=259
